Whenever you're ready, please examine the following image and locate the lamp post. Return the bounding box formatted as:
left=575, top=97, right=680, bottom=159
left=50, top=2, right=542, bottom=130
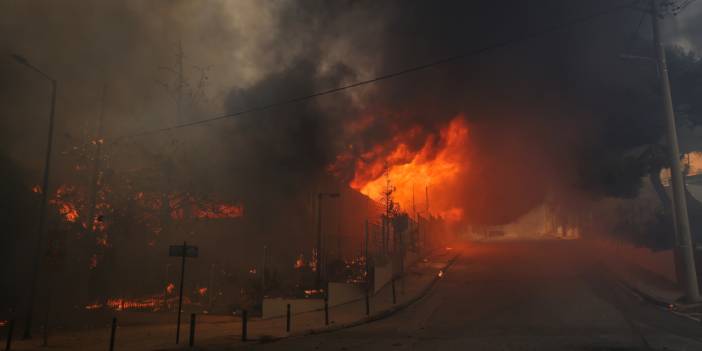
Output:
left=11, top=54, right=57, bottom=338
left=315, top=192, right=340, bottom=289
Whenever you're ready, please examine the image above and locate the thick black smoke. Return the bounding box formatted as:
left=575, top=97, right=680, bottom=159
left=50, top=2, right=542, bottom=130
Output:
left=2, top=0, right=702, bottom=317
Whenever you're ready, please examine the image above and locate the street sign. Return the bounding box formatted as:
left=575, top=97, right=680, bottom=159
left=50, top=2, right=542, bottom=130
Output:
left=169, top=244, right=199, bottom=258
left=169, top=241, right=198, bottom=344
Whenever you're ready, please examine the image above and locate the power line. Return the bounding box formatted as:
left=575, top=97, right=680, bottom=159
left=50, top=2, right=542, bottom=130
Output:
left=111, top=0, right=635, bottom=143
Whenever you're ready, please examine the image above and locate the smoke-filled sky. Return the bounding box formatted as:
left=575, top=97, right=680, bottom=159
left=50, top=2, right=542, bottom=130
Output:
left=2, top=0, right=702, bottom=226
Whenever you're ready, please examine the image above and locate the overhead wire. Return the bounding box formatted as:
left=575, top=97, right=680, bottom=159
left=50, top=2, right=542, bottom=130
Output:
left=110, top=0, right=637, bottom=143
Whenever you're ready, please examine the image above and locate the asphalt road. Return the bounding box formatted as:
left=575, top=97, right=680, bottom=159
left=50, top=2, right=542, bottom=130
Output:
left=234, top=241, right=702, bottom=351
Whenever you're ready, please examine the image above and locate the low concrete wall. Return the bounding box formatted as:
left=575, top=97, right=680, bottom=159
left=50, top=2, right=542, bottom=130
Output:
left=328, top=282, right=365, bottom=307
left=374, top=259, right=393, bottom=293
left=262, top=297, right=324, bottom=319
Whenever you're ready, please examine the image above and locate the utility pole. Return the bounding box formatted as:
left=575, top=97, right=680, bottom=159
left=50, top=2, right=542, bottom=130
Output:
left=11, top=54, right=57, bottom=339
left=651, top=0, right=700, bottom=302
left=315, top=193, right=340, bottom=289
left=262, top=245, right=267, bottom=296
left=316, top=194, right=323, bottom=288
left=177, top=40, right=184, bottom=124
left=412, top=184, right=416, bottom=215
left=383, top=164, right=393, bottom=254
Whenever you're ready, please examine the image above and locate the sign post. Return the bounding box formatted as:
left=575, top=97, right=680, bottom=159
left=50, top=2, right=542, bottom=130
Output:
left=169, top=241, right=198, bottom=344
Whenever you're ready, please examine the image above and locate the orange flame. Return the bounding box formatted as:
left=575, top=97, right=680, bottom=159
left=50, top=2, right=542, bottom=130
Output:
left=166, top=282, right=175, bottom=295
left=194, top=202, right=244, bottom=219
left=340, top=116, right=470, bottom=221
left=294, top=254, right=305, bottom=269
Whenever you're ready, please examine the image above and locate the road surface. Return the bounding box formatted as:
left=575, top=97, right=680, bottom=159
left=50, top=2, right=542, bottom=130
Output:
left=235, top=241, right=702, bottom=351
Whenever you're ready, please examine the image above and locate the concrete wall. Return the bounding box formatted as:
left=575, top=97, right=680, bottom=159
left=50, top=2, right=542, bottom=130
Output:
left=328, top=282, right=365, bottom=307
left=262, top=297, right=324, bottom=319
left=374, top=259, right=393, bottom=293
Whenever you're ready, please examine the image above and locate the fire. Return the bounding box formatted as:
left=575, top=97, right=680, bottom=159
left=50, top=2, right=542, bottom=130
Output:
left=48, top=184, right=81, bottom=223
left=84, top=303, right=103, bottom=310
left=340, top=116, right=470, bottom=220
left=294, top=254, right=305, bottom=269
left=107, top=297, right=160, bottom=311
left=194, top=202, right=244, bottom=219
left=31, top=185, right=42, bottom=194
left=198, top=287, right=208, bottom=296
left=304, top=289, right=324, bottom=297
left=166, top=282, right=175, bottom=294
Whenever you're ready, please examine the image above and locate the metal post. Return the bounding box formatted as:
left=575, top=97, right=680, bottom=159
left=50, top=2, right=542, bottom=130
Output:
left=286, top=304, right=291, bottom=333
left=316, top=194, right=323, bottom=289
left=364, top=219, right=370, bottom=316
left=651, top=0, right=700, bottom=302
left=364, top=219, right=369, bottom=279
left=262, top=245, right=267, bottom=296
left=175, top=241, right=187, bottom=344
left=188, top=313, right=196, bottom=347
left=324, top=295, right=329, bottom=326
left=23, top=77, right=56, bottom=340
left=5, top=319, right=15, bottom=351
left=241, top=310, right=248, bottom=342
left=109, top=317, right=117, bottom=351
left=391, top=278, right=396, bottom=305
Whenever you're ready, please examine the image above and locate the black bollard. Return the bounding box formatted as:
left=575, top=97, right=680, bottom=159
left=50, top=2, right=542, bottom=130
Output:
left=5, top=319, right=15, bottom=351
left=391, top=278, right=396, bottom=305
left=109, top=317, right=117, bottom=351
left=324, top=296, right=329, bottom=325
left=286, top=304, right=291, bottom=333
left=188, top=313, right=196, bottom=347
left=241, top=310, right=248, bottom=342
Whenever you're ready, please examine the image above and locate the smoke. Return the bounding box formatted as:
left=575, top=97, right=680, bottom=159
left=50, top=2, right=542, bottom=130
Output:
left=2, top=0, right=702, bottom=314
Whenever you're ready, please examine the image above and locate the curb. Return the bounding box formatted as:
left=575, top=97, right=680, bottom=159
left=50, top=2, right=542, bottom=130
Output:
left=243, top=254, right=460, bottom=345
left=617, top=274, right=702, bottom=324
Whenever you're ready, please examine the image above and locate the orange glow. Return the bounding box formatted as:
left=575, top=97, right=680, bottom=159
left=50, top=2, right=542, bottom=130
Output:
left=294, top=254, right=305, bottom=269
left=107, top=297, right=160, bottom=311
left=84, top=303, right=103, bottom=310
left=166, top=282, right=175, bottom=295
left=198, top=287, right=208, bottom=296
left=49, top=184, right=80, bottom=223
left=341, top=116, right=470, bottom=220
left=194, top=202, right=244, bottom=219
left=31, top=185, right=42, bottom=194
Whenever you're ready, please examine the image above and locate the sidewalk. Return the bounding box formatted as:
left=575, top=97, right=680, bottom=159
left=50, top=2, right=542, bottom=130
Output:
left=599, top=246, right=702, bottom=323
left=4, top=250, right=457, bottom=351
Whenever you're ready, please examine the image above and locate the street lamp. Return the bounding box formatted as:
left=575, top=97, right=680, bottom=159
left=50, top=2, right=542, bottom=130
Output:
left=316, top=192, right=340, bottom=289
left=12, top=53, right=57, bottom=338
